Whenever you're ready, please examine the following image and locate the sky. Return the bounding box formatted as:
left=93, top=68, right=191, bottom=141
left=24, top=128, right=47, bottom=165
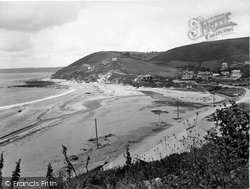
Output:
left=0, top=0, right=249, bottom=69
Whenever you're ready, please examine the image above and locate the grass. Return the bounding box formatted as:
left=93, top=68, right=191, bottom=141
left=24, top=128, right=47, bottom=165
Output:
left=52, top=143, right=248, bottom=189
left=52, top=53, right=178, bottom=84
left=151, top=37, right=249, bottom=64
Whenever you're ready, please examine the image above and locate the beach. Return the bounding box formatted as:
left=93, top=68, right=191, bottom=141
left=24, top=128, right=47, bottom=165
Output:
left=0, top=80, right=228, bottom=177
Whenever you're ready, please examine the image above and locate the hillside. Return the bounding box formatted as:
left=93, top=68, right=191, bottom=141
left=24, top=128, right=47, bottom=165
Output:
left=52, top=37, right=249, bottom=83
left=151, top=37, right=249, bottom=72
left=52, top=51, right=177, bottom=84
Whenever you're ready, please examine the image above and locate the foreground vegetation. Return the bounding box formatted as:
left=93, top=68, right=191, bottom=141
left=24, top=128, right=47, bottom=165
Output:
left=52, top=101, right=249, bottom=189
left=0, top=101, right=248, bottom=189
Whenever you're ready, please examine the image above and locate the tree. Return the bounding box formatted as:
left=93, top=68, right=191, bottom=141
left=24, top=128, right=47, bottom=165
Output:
left=124, top=145, right=132, bottom=167
left=62, top=145, right=77, bottom=180
left=10, top=159, right=21, bottom=189
left=46, top=163, right=54, bottom=185
left=211, top=101, right=249, bottom=166
left=196, top=101, right=249, bottom=188
left=0, top=152, right=3, bottom=189
left=241, top=65, right=250, bottom=78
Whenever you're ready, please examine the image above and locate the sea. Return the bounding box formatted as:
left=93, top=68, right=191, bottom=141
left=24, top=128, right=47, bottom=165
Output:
left=0, top=68, right=65, bottom=107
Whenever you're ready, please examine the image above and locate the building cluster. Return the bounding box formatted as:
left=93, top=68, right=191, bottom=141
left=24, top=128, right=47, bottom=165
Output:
left=181, top=71, right=214, bottom=80
left=181, top=69, right=242, bottom=80
left=134, top=75, right=153, bottom=83
left=181, top=62, right=242, bottom=81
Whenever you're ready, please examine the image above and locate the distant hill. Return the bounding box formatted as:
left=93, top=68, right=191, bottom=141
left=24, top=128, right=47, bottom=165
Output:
left=52, top=37, right=249, bottom=84
left=0, top=67, right=63, bottom=73
left=151, top=37, right=249, bottom=72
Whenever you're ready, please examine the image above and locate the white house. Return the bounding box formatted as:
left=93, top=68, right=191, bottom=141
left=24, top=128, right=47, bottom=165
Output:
left=82, top=64, right=93, bottom=70
left=213, top=73, right=220, bottom=77
left=231, top=70, right=241, bottom=78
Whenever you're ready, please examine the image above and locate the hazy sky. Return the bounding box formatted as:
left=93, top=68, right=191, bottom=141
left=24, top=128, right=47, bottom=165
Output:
left=0, top=0, right=249, bottom=68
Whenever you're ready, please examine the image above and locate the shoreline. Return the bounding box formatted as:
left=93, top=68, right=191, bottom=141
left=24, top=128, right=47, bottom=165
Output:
left=0, top=88, right=76, bottom=110
left=0, top=81, right=230, bottom=177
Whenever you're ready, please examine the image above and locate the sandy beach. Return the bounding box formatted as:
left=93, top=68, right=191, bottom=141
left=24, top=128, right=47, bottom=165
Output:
left=0, top=80, right=230, bottom=177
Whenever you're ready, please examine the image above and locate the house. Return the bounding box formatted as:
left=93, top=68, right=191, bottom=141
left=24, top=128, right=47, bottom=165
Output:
left=138, top=75, right=153, bottom=82
left=102, top=61, right=110, bottom=65
left=135, top=75, right=153, bottom=83
left=181, top=71, right=194, bottom=80
left=142, top=75, right=153, bottom=81
left=220, top=62, right=228, bottom=70
left=231, top=70, right=241, bottom=78
left=213, top=73, right=220, bottom=77
left=82, top=64, right=93, bottom=70
left=197, top=71, right=213, bottom=80
left=134, top=78, right=140, bottom=83
left=186, top=85, right=193, bottom=89
left=220, top=71, right=230, bottom=76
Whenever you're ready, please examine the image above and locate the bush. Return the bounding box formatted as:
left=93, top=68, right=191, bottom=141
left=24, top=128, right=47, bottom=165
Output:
left=211, top=101, right=249, bottom=163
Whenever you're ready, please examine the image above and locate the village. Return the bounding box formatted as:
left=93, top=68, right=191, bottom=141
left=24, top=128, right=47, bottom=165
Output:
left=180, top=62, right=243, bottom=80
left=133, top=61, right=249, bottom=89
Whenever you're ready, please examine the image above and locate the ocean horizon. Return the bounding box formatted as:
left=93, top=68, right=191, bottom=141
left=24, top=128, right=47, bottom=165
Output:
left=0, top=72, right=67, bottom=107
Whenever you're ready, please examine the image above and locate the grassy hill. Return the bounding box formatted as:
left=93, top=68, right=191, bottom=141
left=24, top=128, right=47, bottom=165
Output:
left=52, top=51, right=177, bottom=84
left=151, top=37, right=249, bottom=72
left=52, top=37, right=249, bottom=83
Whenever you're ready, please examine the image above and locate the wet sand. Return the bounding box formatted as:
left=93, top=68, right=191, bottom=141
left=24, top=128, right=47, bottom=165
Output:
left=0, top=81, right=226, bottom=177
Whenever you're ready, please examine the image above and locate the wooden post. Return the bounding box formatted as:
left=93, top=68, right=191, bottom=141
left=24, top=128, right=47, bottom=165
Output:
left=95, top=118, right=98, bottom=149
left=177, top=99, right=179, bottom=119
left=158, top=113, right=160, bottom=125
left=212, top=93, right=215, bottom=106
left=195, top=112, right=198, bottom=126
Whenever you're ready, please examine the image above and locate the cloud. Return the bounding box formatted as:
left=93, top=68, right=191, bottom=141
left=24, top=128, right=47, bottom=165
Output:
left=0, top=30, right=33, bottom=52
left=0, top=1, right=248, bottom=69
left=0, top=2, right=84, bottom=32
